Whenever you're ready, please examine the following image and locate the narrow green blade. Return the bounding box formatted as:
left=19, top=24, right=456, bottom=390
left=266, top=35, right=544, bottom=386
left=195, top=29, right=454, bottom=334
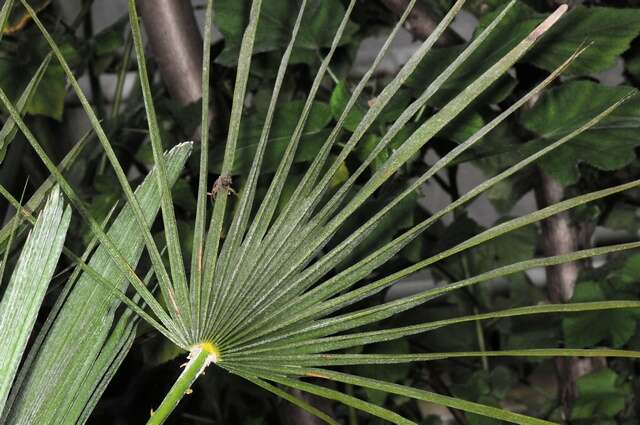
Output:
left=227, top=300, right=640, bottom=357
left=0, top=187, right=70, bottom=416
left=0, top=129, right=90, bottom=253
left=127, top=0, right=191, bottom=333
left=0, top=53, right=52, bottom=163
left=238, top=373, right=339, bottom=425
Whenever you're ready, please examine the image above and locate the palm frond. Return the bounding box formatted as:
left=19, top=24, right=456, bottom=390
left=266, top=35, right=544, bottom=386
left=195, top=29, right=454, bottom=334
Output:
left=5, top=0, right=640, bottom=424
left=0, top=144, right=191, bottom=425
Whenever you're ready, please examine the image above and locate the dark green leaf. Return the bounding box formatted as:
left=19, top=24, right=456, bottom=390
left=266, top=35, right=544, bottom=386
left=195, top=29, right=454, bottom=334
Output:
left=211, top=100, right=332, bottom=175
left=330, top=81, right=366, bottom=132
left=0, top=34, right=78, bottom=120
left=572, top=368, right=627, bottom=420
left=521, top=81, right=640, bottom=185
left=563, top=281, right=637, bottom=348
left=528, top=6, right=640, bottom=75
left=214, top=0, right=358, bottom=65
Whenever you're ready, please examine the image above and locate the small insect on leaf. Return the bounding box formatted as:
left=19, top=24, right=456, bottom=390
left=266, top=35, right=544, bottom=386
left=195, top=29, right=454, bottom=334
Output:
left=208, top=175, right=236, bottom=199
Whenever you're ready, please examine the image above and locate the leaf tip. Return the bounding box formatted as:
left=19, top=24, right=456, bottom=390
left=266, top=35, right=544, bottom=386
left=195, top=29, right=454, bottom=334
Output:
left=527, top=5, right=567, bottom=42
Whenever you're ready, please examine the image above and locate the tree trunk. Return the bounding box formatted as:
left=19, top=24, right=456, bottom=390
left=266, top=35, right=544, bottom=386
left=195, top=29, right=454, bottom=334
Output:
left=138, top=0, right=204, bottom=107
left=534, top=171, right=600, bottom=421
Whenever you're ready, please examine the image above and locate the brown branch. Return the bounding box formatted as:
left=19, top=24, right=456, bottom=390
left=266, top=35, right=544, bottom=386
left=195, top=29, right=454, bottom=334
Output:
left=534, top=171, right=602, bottom=421
left=535, top=172, right=579, bottom=304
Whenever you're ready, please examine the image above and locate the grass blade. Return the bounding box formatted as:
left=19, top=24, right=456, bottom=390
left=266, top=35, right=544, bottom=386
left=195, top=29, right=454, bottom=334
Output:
left=272, top=366, right=555, bottom=425
left=227, top=366, right=413, bottom=425
left=224, top=0, right=469, bottom=336
left=205, top=0, right=311, bottom=339
left=216, top=4, right=569, bottom=344
left=227, top=241, right=640, bottom=352
left=236, top=348, right=640, bottom=366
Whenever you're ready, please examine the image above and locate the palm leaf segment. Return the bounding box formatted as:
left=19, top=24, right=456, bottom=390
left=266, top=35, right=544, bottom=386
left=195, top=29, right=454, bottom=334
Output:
left=4, top=0, right=640, bottom=424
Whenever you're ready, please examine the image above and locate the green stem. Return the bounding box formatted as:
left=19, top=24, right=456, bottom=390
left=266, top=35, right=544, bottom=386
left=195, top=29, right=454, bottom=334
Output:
left=147, top=349, right=211, bottom=425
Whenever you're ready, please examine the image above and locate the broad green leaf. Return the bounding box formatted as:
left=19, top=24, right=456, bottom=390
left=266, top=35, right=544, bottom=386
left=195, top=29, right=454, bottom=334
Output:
left=442, top=111, right=485, bottom=144
left=521, top=80, right=640, bottom=185
left=0, top=34, right=78, bottom=120
left=410, top=3, right=640, bottom=109
left=527, top=6, right=640, bottom=75
left=475, top=3, right=640, bottom=76
left=330, top=81, right=367, bottom=133
left=214, top=0, right=358, bottom=65
left=603, top=202, right=640, bottom=236
left=405, top=1, right=526, bottom=107
left=435, top=214, right=536, bottom=279
left=0, top=187, right=69, bottom=416
left=452, top=367, right=515, bottom=425
left=406, top=45, right=517, bottom=108
left=93, top=16, right=127, bottom=57
left=562, top=281, right=637, bottom=348
left=572, top=368, right=627, bottom=420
